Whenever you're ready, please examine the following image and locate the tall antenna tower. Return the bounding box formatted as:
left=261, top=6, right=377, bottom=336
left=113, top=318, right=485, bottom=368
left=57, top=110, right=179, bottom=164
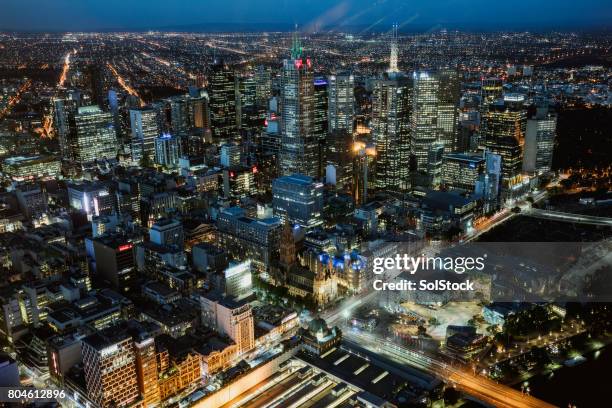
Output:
left=388, top=23, right=399, bottom=73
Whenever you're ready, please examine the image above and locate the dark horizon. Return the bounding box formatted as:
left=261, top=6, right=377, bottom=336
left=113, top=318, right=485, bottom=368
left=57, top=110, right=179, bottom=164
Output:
left=2, top=21, right=612, bottom=35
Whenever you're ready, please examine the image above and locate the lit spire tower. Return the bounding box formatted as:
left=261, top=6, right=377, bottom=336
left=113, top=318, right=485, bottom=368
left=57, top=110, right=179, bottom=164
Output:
left=388, top=24, right=399, bottom=74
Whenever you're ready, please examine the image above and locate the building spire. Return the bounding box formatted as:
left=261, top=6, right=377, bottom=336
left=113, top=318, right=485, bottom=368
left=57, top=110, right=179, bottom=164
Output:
left=388, top=23, right=399, bottom=73
left=291, top=24, right=303, bottom=60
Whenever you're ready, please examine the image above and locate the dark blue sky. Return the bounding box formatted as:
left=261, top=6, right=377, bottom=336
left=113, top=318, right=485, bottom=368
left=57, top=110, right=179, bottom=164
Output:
left=1, top=0, right=611, bottom=31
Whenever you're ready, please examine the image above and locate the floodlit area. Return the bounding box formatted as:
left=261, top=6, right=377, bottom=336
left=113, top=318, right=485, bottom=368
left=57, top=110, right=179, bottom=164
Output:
left=401, top=301, right=488, bottom=340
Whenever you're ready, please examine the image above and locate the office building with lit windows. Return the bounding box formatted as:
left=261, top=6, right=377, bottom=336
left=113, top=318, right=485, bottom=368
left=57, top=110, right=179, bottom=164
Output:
left=436, top=69, right=460, bottom=152
left=224, top=260, right=253, bottom=301
left=130, top=107, right=161, bottom=165
left=2, top=155, right=61, bottom=181
left=216, top=206, right=282, bottom=274
left=272, top=174, right=324, bottom=228
left=481, top=94, right=527, bottom=195
left=328, top=71, right=355, bottom=132
left=279, top=33, right=318, bottom=177
left=441, top=153, right=486, bottom=191
left=411, top=71, right=440, bottom=172
left=73, top=106, right=118, bottom=165
left=200, top=294, right=255, bottom=355
left=480, top=77, right=504, bottom=107
left=67, top=181, right=115, bottom=218
left=133, top=334, right=161, bottom=408
left=523, top=107, right=557, bottom=175
left=222, top=165, right=257, bottom=202
left=209, top=59, right=238, bottom=142
left=154, top=133, right=181, bottom=169
left=81, top=328, right=140, bottom=407
left=371, top=74, right=412, bottom=191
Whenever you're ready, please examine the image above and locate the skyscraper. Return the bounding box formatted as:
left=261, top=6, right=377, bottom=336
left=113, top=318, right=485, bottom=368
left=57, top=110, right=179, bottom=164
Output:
left=209, top=59, right=238, bottom=143
left=410, top=71, right=440, bottom=172
left=169, top=96, right=190, bottom=136
left=254, top=65, right=272, bottom=106
left=436, top=69, right=460, bottom=152
left=325, top=128, right=353, bottom=190
left=328, top=71, right=355, bottom=132
left=523, top=104, right=556, bottom=175
left=130, top=107, right=161, bottom=165
left=481, top=94, right=527, bottom=195
left=279, top=32, right=318, bottom=178
left=154, top=133, right=181, bottom=169
left=73, top=106, right=118, bottom=165
left=133, top=334, right=161, bottom=408
left=371, top=74, right=412, bottom=191
left=53, top=97, right=79, bottom=161
left=82, top=328, right=139, bottom=407
left=314, top=77, right=328, bottom=178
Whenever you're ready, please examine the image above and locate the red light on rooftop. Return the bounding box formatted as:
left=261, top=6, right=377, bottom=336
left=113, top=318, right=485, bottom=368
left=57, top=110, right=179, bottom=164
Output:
left=118, top=244, right=133, bottom=252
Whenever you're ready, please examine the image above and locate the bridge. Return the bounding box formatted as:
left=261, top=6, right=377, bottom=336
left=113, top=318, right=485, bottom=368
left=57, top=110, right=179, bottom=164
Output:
left=524, top=208, right=612, bottom=226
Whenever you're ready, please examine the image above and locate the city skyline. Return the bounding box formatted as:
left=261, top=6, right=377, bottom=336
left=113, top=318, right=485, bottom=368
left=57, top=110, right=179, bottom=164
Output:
left=0, top=3, right=610, bottom=407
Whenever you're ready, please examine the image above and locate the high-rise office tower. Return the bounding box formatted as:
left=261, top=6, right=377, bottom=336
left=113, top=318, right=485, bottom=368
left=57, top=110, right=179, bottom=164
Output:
left=523, top=105, right=556, bottom=175
left=190, top=94, right=210, bottom=130
left=130, top=107, right=161, bottom=165
left=209, top=59, right=238, bottom=143
left=133, top=334, right=161, bottom=408
left=279, top=32, right=318, bottom=178
left=436, top=69, right=460, bottom=152
left=82, top=328, right=139, bottom=407
left=411, top=71, right=440, bottom=172
left=328, top=71, right=355, bottom=132
left=154, top=133, right=181, bottom=169
left=254, top=65, right=272, bottom=106
left=73, top=106, right=118, bottom=165
left=371, top=74, right=412, bottom=191
left=53, top=97, right=79, bottom=161
left=481, top=94, right=527, bottom=194
left=314, top=77, right=328, bottom=178
left=325, top=128, right=353, bottom=190
left=272, top=174, right=324, bottom=228
left=169, top=96, right=190, bottom=136
left=352, top=142, right=376, bottom=205
left=237, top=74, right=257, bottom=113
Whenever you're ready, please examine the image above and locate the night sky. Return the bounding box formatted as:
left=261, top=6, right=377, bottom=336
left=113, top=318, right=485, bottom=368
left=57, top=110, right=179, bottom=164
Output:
left=1, top=0, right=611, bottom=32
